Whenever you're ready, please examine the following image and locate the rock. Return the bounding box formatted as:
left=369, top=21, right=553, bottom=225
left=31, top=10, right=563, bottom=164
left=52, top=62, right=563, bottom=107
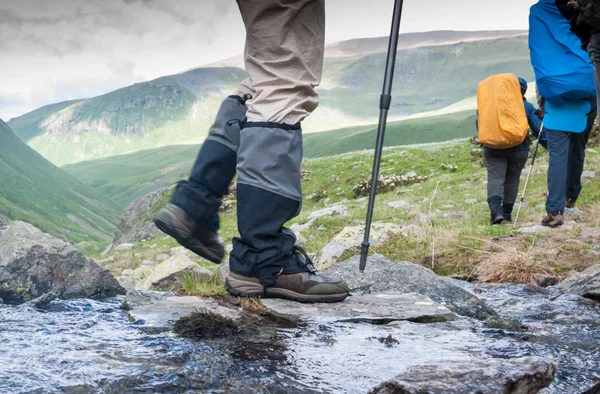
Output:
left=261, top=292, right=453, bottom=324
left=0, top=221, right=125, bottom=304
left=564, top=207, right=585, bottom=216
left=324, top=254, right=495, bottom=319
left=295, top=233, right=307, bottom=247
left=440, top=204, right=454, bottom=209
left=579, top=227, right=600, bottom=240
left=290, top=218, right=317, bottom=234
left=308, top=205, right=350, bottom=220
left=21, top=292, right=57, bottom=309
left=523, top=283, right=550, bottom=295
left=140, top=260, right=156, bottom=267
left=483, top=316, right=528, bottom=331
left=128, top=293, right=241, bottom=330
left=387, top=200, right=411, bottom=209
left=369, top=356, right=556, bottom=394
left=518, top=224, right=551, bottom=234
left=582, top=382, right=600, bottom=394
left=170, top=246, right=192, bottom=257
left=114, top=243, right=134, bottom=251
left=155, top=253, right=170, bottom=262
left=314, top=222, right=404, bottom=270
left=404, top=171, right=417, bottom=177
left=400, top=224, right=425, bottom=238
left=103, top=188, right=166, bottom=254
left=464, top=199, right=478, bottom=205
left=141, top=254, right=213, bottom=291
left=443, top=211, right=469, bottom=219
left=561, top=264, right=600, bottom=301
left=581, top=170, right=596, bottom=179
left=534, top=274, right=559, bottom=288
left=122, top=269, right=134, bottom=277
left=217, top=261, right=230, bottom=284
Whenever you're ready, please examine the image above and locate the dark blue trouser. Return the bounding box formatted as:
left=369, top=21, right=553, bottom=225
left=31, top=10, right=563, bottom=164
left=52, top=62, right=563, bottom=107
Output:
left=546, top=125, right=592, bottom=213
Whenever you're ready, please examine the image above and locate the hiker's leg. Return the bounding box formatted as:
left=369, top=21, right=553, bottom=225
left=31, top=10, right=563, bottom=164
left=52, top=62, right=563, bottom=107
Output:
left=587, top=33, right=600, bottom=113
left=170, top=96, right=248, bottom=231
left=503, top=149, right=529, bottom=220
left=566, top=102, right=595, bottom=201
left=484, top=148, right=508, bottom=221
left=231, top=0, right=325, bottom=284
left=154, top=96, right=248, bottom=263
left=546, top=128, right=570, bottom=214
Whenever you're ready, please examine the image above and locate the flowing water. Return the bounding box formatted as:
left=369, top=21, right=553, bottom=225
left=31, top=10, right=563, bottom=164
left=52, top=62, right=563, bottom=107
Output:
left=0, top=283, right=598, bottom=393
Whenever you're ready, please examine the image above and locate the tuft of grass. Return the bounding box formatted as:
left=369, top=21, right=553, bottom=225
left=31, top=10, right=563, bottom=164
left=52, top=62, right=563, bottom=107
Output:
left=475, top=242, right=555, bottom=283
left=181, top=272, right=228, bottom=297
left=173, top=310, right=239, bottom=339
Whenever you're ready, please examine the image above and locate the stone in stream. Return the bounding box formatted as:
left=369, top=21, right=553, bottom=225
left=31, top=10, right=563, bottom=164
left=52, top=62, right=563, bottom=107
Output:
left=369, top=356, right=556, bottom=394
left=325, top=254, right=495, bottom=319
left=261, top=292, right=453, bottom=324
left=141, top=253, right=213, bottom=291
left=0, top=219, right=125, bottom=304
left=560, top=264, right=600, bottom=301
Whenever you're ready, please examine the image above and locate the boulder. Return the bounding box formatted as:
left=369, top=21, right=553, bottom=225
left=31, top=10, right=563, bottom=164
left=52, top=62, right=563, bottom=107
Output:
left=103, top=188, right=166, bottom=254
left=314, top=222, right=405, bottom=270
left=141, top=254, right=213, bottom=291
left=324, top=254, right=495, bottom=319
left=560, top=264, right=600, bottom=301
left=0, top=220, right=125, bottom=304
left=369, top=356, right=556, bottom=394
left=581, top=170, right=596, bottom=179
left=261, top=292, right=453, bottom=324
left=308, top=205, right=350, bottom=220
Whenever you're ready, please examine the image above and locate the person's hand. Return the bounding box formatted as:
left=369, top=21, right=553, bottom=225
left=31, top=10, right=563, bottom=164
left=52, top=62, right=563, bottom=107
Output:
left=568, top=0, right=581, bottom=10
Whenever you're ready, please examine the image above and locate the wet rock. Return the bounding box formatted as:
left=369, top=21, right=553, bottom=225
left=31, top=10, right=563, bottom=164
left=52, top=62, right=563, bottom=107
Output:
left=579, top=227, right=600, bottom=240
left=561, top=264, right=600, bottom=301
left=308, top=205, right=350, bottom=220
left=314, top=222, right=404, bottom=270
left=142, top=254, right=213, bottom=291
left=0, top=221, right=125, bottom=304
left=483, top=316, right=528, bottom=331
left=369, top=356, right=556, bottom=394
left=114, top=243, right=134, bottom=251
left=523, top=283, right=549, bottom=295
left=582, top=382, right=600, bottom=394
left=387, top=200, right=411, bottom=209
left=261, top=292, right=453, bottom=324
left=128, top=293, right=241, bottom=329
left=21, top=292, right=57, bottom=309
left=103, top=188, right=165, bottom=254
left=534, top=274, right=559, bottom=288
left=581, top=170, right=596, bottom=179
left=325, top=254, right=495, bottom=319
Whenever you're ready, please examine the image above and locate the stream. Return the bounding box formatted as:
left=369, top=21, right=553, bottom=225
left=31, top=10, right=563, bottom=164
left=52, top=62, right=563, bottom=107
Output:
left=0, top=283, right=598, bottom=393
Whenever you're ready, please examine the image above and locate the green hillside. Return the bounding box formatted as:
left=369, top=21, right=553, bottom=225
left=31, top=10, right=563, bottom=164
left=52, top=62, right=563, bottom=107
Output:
left=303, top=111, right=476, bottom=158
left=63, top=110, right=476, bottom=205
left=10, top=33, right=530, bottom=166
left=0, top=119, right=121, bottom=247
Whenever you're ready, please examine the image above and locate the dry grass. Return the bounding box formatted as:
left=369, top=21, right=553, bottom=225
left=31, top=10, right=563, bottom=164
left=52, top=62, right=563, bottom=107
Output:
left=475, top=242, right=555, bottom=283
left=239, top=297, right=268, bottom=315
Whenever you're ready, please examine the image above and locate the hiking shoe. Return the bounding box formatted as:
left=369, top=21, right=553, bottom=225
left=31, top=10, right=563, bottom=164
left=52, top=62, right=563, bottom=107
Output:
left=502, top=203, right=514, bottom=223
left=541, top=211, right=564, bottom=228
left=225, top=247, right=349, bottom=303
left=565, top=197, right=577, bottom=209
left=154, top=203, right=224, bottom=264
left=490, top=212, right=504, bottom=225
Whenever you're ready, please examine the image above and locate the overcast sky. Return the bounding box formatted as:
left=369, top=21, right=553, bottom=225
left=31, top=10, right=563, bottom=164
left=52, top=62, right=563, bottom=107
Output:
left=0, top=0, right=537, bottom=120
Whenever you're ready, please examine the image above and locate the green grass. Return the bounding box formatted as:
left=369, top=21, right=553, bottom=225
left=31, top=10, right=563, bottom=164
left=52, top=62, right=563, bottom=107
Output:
left=181, top=273, right=228, bottom=297
left=0, top=120, right=121, bottom=245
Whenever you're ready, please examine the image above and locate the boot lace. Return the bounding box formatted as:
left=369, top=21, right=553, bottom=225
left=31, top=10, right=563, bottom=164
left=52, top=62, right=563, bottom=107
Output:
left=293, top=245, right=317, bottom=274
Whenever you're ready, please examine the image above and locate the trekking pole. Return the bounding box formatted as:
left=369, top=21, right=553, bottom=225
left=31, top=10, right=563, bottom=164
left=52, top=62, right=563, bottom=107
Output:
left=359, top=0, right=405, bottom=273
left=513, top=125, right=544, bottom=229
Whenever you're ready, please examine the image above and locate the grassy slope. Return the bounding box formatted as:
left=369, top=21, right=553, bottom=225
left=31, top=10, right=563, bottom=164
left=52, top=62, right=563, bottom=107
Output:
left=0, top=120, right=121, bottom=247
left=63, top=110, right=477, bottom=205
left=100, top=138, right=600, bottom=289
left=10, top=35, right=530, bottom=166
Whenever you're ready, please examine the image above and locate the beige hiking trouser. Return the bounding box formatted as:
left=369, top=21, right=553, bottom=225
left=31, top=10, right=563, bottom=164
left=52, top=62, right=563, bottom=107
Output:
left=235, top=0, right=325, bottom=125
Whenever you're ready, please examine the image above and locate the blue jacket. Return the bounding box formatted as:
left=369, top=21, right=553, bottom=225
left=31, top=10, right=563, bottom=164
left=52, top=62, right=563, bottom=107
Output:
left=476, top=98, right=543, bottom=151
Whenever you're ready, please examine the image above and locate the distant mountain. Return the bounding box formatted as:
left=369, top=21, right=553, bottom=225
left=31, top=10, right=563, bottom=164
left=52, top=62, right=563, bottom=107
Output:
left=62, top=110, right=476, bottom=206
left=0, top=119, right=121, bottom=246
left=9, top=31, right=531, bottom=166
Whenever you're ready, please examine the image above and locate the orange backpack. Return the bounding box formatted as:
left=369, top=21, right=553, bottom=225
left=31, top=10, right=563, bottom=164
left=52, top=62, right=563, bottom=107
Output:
left=477, top=74, right=529, bottom=149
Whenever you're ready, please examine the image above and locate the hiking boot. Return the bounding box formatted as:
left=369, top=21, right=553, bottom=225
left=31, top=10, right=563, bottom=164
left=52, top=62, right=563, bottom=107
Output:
left=541, top=211, right=564, bottom=228
left=154, top=203, right=225, bottom=264
left=225, top=247, right=349, bottom=303
left=490, top=212, right=504, bottom=225
left=502, top=203, right=514, bottom=223
left=565, top=197, right=577, bottom=209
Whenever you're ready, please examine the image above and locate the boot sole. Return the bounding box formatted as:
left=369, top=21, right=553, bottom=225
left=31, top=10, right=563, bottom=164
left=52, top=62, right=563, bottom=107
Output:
left=154, top=210, right=223, bottom=264
left=225, top=275, right=348, bottom=304
left=541, top=221, right=563, bottom=228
